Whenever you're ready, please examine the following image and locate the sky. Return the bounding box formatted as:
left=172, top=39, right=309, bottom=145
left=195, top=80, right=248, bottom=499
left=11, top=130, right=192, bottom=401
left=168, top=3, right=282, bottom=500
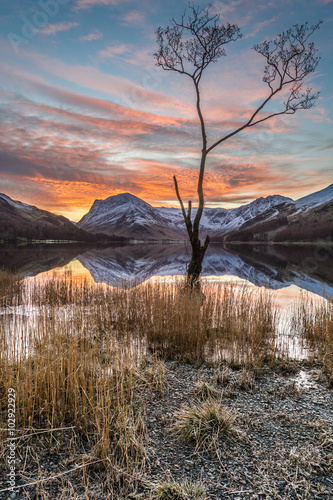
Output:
left=0, top=0, right=332, bottom=221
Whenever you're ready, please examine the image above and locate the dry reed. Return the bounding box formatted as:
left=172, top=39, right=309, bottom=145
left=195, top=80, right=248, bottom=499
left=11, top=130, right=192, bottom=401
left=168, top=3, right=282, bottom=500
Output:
left=291, top=292, right=333, bottom=385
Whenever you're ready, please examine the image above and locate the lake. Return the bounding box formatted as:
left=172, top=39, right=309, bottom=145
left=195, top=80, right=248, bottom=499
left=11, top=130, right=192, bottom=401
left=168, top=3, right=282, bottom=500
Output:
left=1, top=241, right=332, bottom=362
left=1, top=242, right=332, bottom=300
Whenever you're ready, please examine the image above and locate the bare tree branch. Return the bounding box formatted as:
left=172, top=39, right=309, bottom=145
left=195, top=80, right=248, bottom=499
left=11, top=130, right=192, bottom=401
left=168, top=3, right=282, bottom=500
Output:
left=207, top=21, right=322, bottom=153
left=173, top=175, right=192, bottom=238
left=155, top=2, right=242, bottom=252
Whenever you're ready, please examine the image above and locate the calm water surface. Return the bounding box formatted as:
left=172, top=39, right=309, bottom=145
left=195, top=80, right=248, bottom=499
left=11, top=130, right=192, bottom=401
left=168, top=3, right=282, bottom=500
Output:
left=1, top=242, right=332, bottom=360
left=1, top=242, right=332, bottom=299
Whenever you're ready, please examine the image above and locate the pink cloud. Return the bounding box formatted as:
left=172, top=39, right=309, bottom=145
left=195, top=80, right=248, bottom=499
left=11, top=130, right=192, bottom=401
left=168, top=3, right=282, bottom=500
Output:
left=121, top=10, right=146, bottom=27
left=12, top=51, right=193, bottom=117
left=75, top=0, right=129, bottom=10
left=244, top=16, right=279, bottom=38
left=99, top=43, right=133, bottom=59
left=1, top=90, right=330, bottom=218
left=0, top=69, right=193, bottom=127
left=79, top=30, right=103, bottom=41
left=38, top=22, right=79, bottom=35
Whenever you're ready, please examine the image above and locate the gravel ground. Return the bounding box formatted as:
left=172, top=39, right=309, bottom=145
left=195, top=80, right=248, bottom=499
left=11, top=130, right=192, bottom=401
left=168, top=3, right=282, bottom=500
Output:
left=1, top=362, right=332, bottom=499
left=141, top=361, right=333, bottom=499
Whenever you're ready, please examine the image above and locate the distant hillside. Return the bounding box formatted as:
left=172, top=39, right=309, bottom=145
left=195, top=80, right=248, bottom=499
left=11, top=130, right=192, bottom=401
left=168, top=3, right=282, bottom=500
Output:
left=0, top=194, right=104, bottom=243
left=225, top=200, right=333, bottom=244
left=274, top=200, right=333, bottom=243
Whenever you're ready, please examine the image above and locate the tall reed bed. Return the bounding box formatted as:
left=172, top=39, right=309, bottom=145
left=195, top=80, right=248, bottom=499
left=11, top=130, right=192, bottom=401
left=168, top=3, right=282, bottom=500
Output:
left=291, top=292, right=333, bottom=385
left=0, top=273, right=148, bottom=497
left=24, top=273, right=279, bottom=365
left=0, top=268, right=23, bottom=306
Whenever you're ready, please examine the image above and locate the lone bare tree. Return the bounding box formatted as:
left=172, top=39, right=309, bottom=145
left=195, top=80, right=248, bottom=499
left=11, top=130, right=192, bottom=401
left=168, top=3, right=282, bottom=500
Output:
left=154, top=2, right=321, bottom=289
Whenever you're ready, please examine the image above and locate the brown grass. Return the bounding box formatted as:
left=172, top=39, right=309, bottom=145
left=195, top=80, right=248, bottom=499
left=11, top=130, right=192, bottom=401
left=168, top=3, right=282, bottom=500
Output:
left=172, top=400, right=242, bottom=456
left=291, top=292, right=333, bottom=384
left=0, top=269, right=23, bottom=305
left=191, top=376, right=220, bottom=400
left=0, top=273, right=148, bottom=497
left=150, top=477, right=207, bottom=499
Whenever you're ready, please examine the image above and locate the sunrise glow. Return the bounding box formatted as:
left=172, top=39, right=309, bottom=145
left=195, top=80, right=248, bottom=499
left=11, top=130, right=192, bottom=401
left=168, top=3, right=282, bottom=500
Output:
left=1, top=0, right=332, bottom=220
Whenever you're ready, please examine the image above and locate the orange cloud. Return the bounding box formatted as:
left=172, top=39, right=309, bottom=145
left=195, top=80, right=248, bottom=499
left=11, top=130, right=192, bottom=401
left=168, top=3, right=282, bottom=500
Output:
left=0, top=45, right=329, bottom=219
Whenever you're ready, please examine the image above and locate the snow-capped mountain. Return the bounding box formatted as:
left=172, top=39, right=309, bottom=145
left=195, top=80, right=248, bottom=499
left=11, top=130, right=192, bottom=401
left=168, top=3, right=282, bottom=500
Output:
left=78, top=192, right=294, bottom=239
left=296, top=183, right=333, bottom=209
left=2, top=182, right=332, bottom=243
left=0, top=193, right=33, bottom=211
left=204, top=195, right=292, bottom=236
left=158, top=194, right=292, bottom=235
left=77, top=193, right=183, bottom=240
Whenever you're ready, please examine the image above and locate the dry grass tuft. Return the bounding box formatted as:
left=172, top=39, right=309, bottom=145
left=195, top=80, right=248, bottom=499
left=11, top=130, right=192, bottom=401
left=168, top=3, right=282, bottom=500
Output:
left=235, top=368, right=255, bottom=391
left=150, top=478, right=207, bottom=500
left=289, top=444, right=326, bottom=474
left=140, top=356, right=169, bottom=395
left=319, top=428, right=333, bottom=451
left=214, top=365, right=231, bottom=386
left=173, top=400, right=242, bottom=455
left=191, top=377, right=220, bottom=400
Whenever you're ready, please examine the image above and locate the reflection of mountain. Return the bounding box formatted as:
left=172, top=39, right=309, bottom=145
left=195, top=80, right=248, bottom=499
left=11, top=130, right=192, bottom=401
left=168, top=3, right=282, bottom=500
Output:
left=226, top=245, right=333, bottom=298
left=0, top=243, right=111, bottom=277
left=77, top=244, right=189, bottom=286
left=1, top=243, right=332, bottom=299
left=77, top=244, right=333, bottom=298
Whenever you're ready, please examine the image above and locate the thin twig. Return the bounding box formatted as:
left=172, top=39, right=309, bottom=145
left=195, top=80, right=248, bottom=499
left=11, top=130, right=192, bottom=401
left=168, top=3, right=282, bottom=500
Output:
left=0, top=459, right=107, bottom=494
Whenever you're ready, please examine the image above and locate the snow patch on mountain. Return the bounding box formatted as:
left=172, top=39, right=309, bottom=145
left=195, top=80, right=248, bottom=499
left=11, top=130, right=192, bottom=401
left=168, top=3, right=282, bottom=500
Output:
left=77, top=193, right=183, bottom=238
left=296, top=183, right=333, bottom=209
left=158, top=194, right=293, bottom=236
left=77, top=184, right=333, bottom=240
left=0, top=193, right=33, bottom=210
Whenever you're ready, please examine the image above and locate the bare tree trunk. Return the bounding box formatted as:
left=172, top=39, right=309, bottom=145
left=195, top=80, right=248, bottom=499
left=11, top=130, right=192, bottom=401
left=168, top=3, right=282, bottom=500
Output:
left=188, top=151, right=210, bottom=289
left=187, top=233, right=210, bottom=289
left=174, top=149, right=210, bottom=291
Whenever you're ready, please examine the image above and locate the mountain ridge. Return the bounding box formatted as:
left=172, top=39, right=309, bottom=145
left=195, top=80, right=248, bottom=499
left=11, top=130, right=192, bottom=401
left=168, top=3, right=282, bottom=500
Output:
left=1, top=183, right=332, bottom=243
left=77, top=191, right=296, bottom=240
left=0, top=193, right=116, bottom=243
